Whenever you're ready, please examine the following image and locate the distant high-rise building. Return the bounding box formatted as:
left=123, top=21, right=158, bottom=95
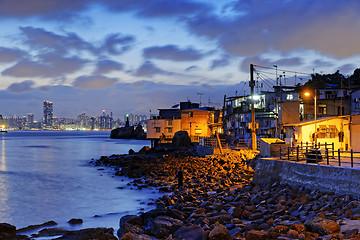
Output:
left=43, top=100, right=53, bottom=127
left=28, top=113, right=34, bottom=123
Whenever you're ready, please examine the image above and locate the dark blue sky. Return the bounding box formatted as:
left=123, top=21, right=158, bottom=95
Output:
left=0, top=0, right=359, bottom=119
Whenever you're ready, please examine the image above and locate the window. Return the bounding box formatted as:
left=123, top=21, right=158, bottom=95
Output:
left=167, top=127, right=172, bottom=133
left=327, top=125, right=336, bottom=138
left=319, top=104, right=327, bottom=115
left=189, top=112, right=193, bottom=117
left=287, top=94, right=293, bottom=100
left=195, top=129, right=202, bottom=134
left=167, top=120, right=172, bottom=126
left=155, top=127, right=161, bottom=133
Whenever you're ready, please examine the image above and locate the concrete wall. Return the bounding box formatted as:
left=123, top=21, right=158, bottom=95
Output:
left=253, top=158, right=360, bottom=196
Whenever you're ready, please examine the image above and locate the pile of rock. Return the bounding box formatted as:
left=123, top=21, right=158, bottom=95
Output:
left=94, top=148, right=360, bottom=239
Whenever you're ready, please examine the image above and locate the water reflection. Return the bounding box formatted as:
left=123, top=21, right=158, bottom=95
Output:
left=1, top=136, right=5, bottom=171
left=0, top=135, right=10, bottom=222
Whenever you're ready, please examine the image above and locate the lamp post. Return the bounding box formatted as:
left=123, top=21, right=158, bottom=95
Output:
left=304, top=90, right=317, bottom=146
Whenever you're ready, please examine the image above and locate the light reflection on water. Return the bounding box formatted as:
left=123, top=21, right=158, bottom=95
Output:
left=0, top=131, right=163, bottom=232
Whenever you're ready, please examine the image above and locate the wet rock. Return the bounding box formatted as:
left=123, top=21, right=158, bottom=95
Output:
left=173, top=225, right=207, bottom=240
left=68, top=218, right=83, bottom=224
left=17, top=221, right=57, bottom=233
left=149, top=216, right=183, bottom=238
left=343, top=228, right=359, bottom=239
left=246, top=230, right=269, bottom=240
left=208, top=223, right=231, bottom=240
left=304, top=217, right=340, bottom=236
left=56, top=228, right=117, bottom=240
left=0, top=223, right=16, bottom=236
left=120, top=233, right=159, bottom=240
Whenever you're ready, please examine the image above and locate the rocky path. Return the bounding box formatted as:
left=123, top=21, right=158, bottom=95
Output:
left=94, top=148, right=360, bottom=240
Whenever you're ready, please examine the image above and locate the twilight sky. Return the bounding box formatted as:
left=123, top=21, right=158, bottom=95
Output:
left=0, top=0, right=359, bottom=120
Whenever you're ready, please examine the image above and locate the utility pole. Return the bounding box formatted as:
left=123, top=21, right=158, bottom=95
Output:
left=250, top=64, right=257, bottom=150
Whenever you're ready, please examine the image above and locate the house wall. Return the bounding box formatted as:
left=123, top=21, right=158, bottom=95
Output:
left=279, top=101, right=300, bottom=125
left=181, top=110, right=213, bottom=140
left=350, top=114, right=360, bottom=151
left=146, top=118, right=181, bottom=139
left=294, top=117, right=350, bottom=150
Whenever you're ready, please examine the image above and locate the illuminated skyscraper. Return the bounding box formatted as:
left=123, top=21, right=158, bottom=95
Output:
left=43, top=100, right=53, bottom=127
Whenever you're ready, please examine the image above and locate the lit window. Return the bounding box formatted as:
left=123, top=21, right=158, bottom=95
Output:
left=287, top=94, right=293, bottom=100
left=195, top=129, right=202, bottom=134
left=319, top=104, right=327, bottom=115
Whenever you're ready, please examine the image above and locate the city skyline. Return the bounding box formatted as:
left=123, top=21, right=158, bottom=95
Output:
left=1, top=1, right=360, bottom=118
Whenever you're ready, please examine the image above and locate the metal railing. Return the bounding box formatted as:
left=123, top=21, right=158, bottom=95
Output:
left=279, top=146, right=360, bottom=168
left=200, top=138, right=260, bottom=150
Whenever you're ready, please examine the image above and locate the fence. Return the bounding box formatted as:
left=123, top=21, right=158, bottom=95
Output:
left=200, top=137, right=252, bottom=149
left=279, top=145, right=360, bottom=168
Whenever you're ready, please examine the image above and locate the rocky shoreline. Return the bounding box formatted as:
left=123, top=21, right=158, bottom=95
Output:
left=2, top=147, right=360, bottom=239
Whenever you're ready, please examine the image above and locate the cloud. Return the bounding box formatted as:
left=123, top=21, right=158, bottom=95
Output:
left=0, top=0, right=212, bottom=21
left=240, top=56, right=302, bottom=72
left=2, top=54, right=88, bottom=78
left=0, top=0, right=90, bottom=20
left=210, top=55, right=231, bottom=70
left=19, top=27, right=135, bottom=57
left=100, top=33, right=136, bottom=55
left=312, top=59, right=334, bottom=68
left=186, top=0, right=360, bottom=58
left=103, top=0, right=212, bottom=18
left=20, top=26, right=94, bottom=55
left=273, top=57, right=302, bottom=66
left=7, top=80, right=35, bottom=92
left=73, top=75, right=118, bottom=89
left=94, top=59, right=124, bottom=74
left=338, top=64, right=356, bottom=75
left=143, top=45, right=207, bottom=61
left=0, top=47, right=25, bottom=63
left=135, top=61, right=171, bottom=77
left=185, top=65, right=199, bottom=72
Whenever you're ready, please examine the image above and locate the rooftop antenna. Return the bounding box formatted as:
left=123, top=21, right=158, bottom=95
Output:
left=197, top=92, right=204, bottom=107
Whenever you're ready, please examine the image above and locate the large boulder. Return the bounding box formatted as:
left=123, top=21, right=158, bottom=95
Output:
left=172, top=131, right=191, bottom=148
left=118, top=215, right=144, bottom=238
left=149, top=216, right=183, bottom=238
left=304, top=217, right=340, bottom=236
left=173, top=225, right=207, bottom=240
left=209, top=223, right=232, bottom=240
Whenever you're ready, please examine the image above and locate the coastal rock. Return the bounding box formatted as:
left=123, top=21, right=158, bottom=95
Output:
left=304, top=217, right=340, bottom=235
left=120, top=215, right=143, bottom=229
left=56, top=227, right=117, bottom=240
left=17, top=221, right=57, bottom=233
left=68, top=218, right=83, bottom=224
left=149, top=216, right=183, bottom=238
left=173, top=225, right=207, bottom=240
left=0, top=223, right=16, bottom=236
left=208, top=223, right=232, bottom=240
left=172, top=131, right=191, bottom=148
left=120, top=233, right=159, bottom=240
left=246, top=230, right=269, bottom=240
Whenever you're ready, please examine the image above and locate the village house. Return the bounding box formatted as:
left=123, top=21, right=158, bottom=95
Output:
left=146, top=101, right=221, bottom=146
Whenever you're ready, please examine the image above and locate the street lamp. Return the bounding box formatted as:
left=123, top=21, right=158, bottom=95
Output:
left=304, top=90, right=317, bottom=146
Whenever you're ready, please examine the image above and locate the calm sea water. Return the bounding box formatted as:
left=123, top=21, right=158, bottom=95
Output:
left=0, top=131, right=163, bottom=233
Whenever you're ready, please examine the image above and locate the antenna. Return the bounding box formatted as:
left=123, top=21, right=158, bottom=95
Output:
left=197, top=92, right=204, bottom=107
